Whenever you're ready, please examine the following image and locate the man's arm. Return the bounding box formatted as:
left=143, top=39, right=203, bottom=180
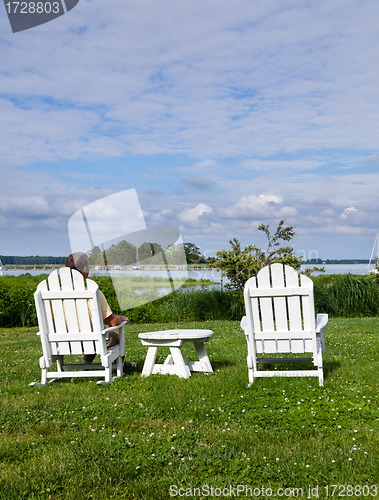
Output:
left=104, top=314, right=129, bottom=327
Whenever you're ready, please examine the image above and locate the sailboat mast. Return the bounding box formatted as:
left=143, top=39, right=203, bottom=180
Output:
left=367, top=232, right=379, bottom=270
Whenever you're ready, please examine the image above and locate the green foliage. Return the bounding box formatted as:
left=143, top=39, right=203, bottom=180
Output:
left=87, top=245, right=103, bottom=265
left=1, top=271, right=379, bottom=329
left=183, top=242, right=206, bottom=264
left=313, top=274, right=379, bottom=317
left=0, top=318, right=379, bottom=498
left=157, top=289, right=245, bottom=322
left=311, top=274, right=342, bottom=286
left=302, top=266, right=325, bottom=277
left=88, top=240, right=166, bottom=267
left=103, top=240, right=137, bottom=266
left=329, top=274, right=379, bottom=317
left=164, top=243, right=186, bottom=265
left=211, top=220, right=304, bottom=291
left=0, top=274, right=47, bottom=327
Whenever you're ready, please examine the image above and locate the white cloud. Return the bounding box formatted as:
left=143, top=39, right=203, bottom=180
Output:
left=151, top=209, right=175, bottom=224
left=319, top=225, right=369, bottom=235
left=302, top=195, right=332, bottom=207
left=178, top=203, right=213, bottom=227
left=0, top=196, right=50, bottom=218
left=219, top=194, right=298, bottom=220
left=340, top=206, right=357, bottom=219
left=364, top=154, right=379, bottom=164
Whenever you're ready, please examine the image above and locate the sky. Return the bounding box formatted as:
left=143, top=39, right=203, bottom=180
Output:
left=0, top=0, right=379, bottom=260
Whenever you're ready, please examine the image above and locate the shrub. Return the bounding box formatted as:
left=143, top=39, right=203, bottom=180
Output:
left=211, top=220, right=304, bottom=291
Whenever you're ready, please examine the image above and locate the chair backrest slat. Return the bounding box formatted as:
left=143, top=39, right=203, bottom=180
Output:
left=257, top=266, right=274, bottom=332
left=271, top=263, right=288, bottom=333
left=47, top=270, right=67, bottom=334
left=300, top=274, right=314, bottom=332
left=248, top=276, right=261, bottom=333
left=58, top=267, right=80, bottom=334
left=285, top=265, right=303, bottom=331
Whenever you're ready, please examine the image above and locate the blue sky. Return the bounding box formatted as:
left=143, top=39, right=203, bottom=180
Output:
left=0, top=0, right=379, bottom=259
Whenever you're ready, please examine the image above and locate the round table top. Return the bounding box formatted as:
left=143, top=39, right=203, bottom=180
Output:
left=138, top=329, right=213, bottom=340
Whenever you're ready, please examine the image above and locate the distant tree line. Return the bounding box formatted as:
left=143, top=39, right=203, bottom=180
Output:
left=88, top=242, right=165, bottom=267
left=0, top=241, right=215, bottom=267
left=0, top=243, right=370, bottom=268
left=0, top=255, right=66, bottom=265
left=88, top=241, right=216, bottom=267
left=306, top=259, right=369, bottom=264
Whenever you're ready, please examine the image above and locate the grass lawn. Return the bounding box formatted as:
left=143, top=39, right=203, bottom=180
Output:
left=0, top=318, right=379, bottom=499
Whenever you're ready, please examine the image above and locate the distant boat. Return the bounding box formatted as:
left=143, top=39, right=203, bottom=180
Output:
left=0, top=259, right=7, bottom=270
left=367, top=232, right=379, bottom=274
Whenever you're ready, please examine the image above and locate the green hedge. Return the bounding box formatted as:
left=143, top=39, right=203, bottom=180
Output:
left=0, top=274, right=45, bottom=327
left=0, top=273, right=378, bottom=328
left=313, top=273, right=379, bottom=317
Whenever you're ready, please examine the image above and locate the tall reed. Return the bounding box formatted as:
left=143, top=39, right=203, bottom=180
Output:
left=159, top=288, right=245, bottom=322
left=328, top=273, right=379, bottom=317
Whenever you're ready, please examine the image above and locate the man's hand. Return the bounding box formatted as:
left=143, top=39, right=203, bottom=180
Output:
left=104, top=314, right=129, bottom=327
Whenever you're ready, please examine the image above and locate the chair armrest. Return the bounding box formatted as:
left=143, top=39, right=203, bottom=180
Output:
left=102, top=320, right=128, bottom=335
left=102, top=321, right=127, bottom=357
left=240, top=316, right=248, bottom=333
left=316, top=313, right=328, bottom=353
left=316, top=314, right=328, bottom=333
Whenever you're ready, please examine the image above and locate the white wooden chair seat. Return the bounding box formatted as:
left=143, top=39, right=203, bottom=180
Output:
left=32, top=268, right=126, bottom=386
left=240, top=263, right=328, bottom=386
left=138, top=329, right=213, bottom=378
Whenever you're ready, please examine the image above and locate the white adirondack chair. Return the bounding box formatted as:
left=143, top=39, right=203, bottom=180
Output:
left=240, top=263, right=328, bottom=386
left=32, top=268, right=126, bottom=385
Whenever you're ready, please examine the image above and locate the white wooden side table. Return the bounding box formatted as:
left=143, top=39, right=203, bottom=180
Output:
left=138, top=329, right=214, bottom=378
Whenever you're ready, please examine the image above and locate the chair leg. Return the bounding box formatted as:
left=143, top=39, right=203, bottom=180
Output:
left=56, top=356, right=64, bottom=372
left=41, top=367, right=48, bottom=385
left=115, top=356, right=123, bottom=379
left=141, top=347, right=158, bottom=377
left=320, top=328, right=326, bottom=353
left=316, top=338, right=324, bottom=386
left=247, top=355, right=255, bottom=387
left=104, top=365, right=112, bottom=383
left=318, top=367, right=324, bottom=386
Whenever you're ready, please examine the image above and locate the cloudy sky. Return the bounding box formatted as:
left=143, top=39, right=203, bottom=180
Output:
left=0, top=0, right=379, bottom=260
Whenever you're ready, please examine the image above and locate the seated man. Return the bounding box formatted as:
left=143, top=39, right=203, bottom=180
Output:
left=65, top=252, right=136, bottom=371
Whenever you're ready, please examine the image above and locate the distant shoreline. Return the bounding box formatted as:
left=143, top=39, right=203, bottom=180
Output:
left=0, top=259, right=372, bottom=269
